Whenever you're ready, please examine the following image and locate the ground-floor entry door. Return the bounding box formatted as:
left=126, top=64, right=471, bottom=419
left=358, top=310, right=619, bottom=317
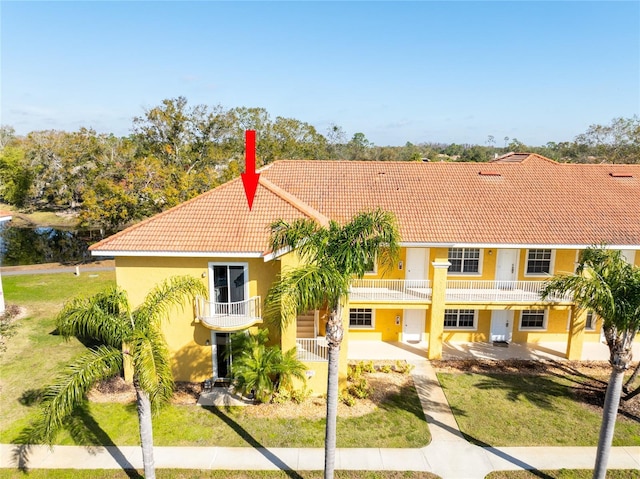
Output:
left=403, top=309, right=425, bottom=343
left=211, top=332, right=232, bottom=381
left=490, top=310, right=513, bottom=342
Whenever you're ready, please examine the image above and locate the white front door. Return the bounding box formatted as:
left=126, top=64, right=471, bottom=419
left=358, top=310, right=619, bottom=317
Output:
left=403, top=309, right=425, bottom=343
left=490, top=310, right=513, bottom=342
left=406, top=248, right=428, bottom=280
left=495, top=249, right=518, bottom=284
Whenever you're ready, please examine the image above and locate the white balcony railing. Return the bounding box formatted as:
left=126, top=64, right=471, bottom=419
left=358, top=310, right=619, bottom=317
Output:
left=348, top=279, right=571, bottom=304
left=445, top=281, right=571, bottom=303
left=195, top=295, right=262, bottom=331
left=296, top=337, right=328, bottom=362
left=349, top=279, right=432, bottom=302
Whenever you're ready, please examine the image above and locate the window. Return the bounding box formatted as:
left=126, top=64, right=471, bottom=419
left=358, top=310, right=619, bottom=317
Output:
left=364, top=256, right=377, bottom=275
left=444, top=309, right=476, bottom=329
left=349, top=308, right=374, bottom=328
left=448, top=248, right=480, bottom=274
left=585, top=311, right=596, bottom=331
left=526, top=249, right=552, bottom=275
left=520, top=310, right=546, bottom=329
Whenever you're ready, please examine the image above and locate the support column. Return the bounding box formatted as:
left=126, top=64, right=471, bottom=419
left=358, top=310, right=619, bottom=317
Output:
left=566, top=306, right=587, bottom=360
left=428, top=258, right=450, bottom=360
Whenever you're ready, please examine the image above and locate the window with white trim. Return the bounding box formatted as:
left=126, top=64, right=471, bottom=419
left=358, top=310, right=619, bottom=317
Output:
left=520, top=310, right=546, bottom=329
left=444, top=309, right=477, bottom=329
left=349, top=308, right=374, bottom=328
left=448, top=248, right=480, bottom=274
left=585, top=311, right=597, bottom=331
left=364, top=256, right=378, bottom=275
left=526, top=249, right=552, bottom=275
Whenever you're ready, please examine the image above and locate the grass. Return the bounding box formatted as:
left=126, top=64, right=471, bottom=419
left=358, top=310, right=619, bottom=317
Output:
left=0, top=203, right=78, bottom=229
left=0, top=471, right=440, bottom=479
left=437, top=372, right=640, bottom=447
left=0, top=272, right=430, bottom=449
left=2, top=385, right=429, bottom=448
left=0, top=272, right=117, bottom=437
left=486, top=472, right=639, bottom=479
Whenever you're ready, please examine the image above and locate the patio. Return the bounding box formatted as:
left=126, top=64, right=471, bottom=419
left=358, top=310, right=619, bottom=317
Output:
left=347, top=339, right=640, bottom=362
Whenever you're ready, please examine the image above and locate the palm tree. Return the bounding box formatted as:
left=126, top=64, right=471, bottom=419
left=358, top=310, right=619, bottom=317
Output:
left=18, top=276, right=206, bottom=479
left=229, top=329, right=307, bottom=403
left=264, top=209, right=400, bottom=479
left=541, top=247, right=640, bottom=479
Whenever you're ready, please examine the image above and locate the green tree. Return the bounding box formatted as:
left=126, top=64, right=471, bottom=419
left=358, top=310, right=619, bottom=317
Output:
left=229, top=329, right=307, bottom=403
left=0, top=145, right=32, bottom=207
left=575, top=116, right=640, bottom=164
left=17, top=276, right=206, bottom=479
left=541, top=247, right=640, bottom=479
left=264, top=209, right=400, bottom=479
left=346, top=132, right=372, bottom=160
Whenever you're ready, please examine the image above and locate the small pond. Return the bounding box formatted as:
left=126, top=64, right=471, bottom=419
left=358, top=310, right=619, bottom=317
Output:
left=0, top=226, right=104, bottom=266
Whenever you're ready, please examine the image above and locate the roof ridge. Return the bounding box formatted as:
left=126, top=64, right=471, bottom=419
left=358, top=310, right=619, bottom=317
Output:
left=259, top=177, right=330, bottom=227
left=89, top=178, right=240, bottom=251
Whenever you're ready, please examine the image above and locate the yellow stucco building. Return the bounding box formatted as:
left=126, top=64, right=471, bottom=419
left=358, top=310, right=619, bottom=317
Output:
left=90, top=153, right=640, bottom=394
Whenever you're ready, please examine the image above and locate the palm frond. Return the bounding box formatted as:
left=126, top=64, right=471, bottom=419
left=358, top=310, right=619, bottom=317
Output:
left=264, top=264, right=349, bottom=331
left=136, top=275, right=206, bottom=330
left=328, top=208, right=400, bottom=277
left=130, top=329, right=175, bottom=413
left=55, top=286, right=131, bottom=347
left=24, top=345, right=123, bottom=444
left=542, top=246, right=640, bottom=342
left=275, top=347, right=307, bottom=391
left=269, top=218, right=322, bottom=259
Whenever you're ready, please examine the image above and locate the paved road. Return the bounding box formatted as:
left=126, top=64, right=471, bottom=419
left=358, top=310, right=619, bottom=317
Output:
left=0, top=261, right=115, bottom=276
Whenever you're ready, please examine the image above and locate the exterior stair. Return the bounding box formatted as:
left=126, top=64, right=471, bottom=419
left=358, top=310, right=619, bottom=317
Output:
left=296, top=311, right=316, bottom=338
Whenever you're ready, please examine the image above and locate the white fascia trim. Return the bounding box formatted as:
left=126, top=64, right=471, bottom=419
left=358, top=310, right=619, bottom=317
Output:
left=400, top=242, right=640, bottom=250
left=263, top=246, right=293, bottom=262
left=90, top=250, right=264, bottom=258
left=0, top=216, right=12, bottom=223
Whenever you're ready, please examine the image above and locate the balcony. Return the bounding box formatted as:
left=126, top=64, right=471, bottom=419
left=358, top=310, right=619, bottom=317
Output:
left=348, top=280, right=572, bottom=305
left=349, top=279, right=432, bottom=302
left=296, top=337, right=328, bottom=361
left=445, top=280, right=571, bottom=303
left=195, top=296, right=262, bottom=331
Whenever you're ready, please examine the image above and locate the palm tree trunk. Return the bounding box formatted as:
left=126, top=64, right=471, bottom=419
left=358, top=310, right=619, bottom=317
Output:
left=324, top=304, right=343, bottom=479
left=135, top=384, right=156, bottom=479
left=623, top=361, right=639, bottom=393
left=592, top=367, right=625, bottom=479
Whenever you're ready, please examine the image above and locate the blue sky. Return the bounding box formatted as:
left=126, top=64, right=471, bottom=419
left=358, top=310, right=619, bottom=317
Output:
left=2, top=1, right=639, bottom=146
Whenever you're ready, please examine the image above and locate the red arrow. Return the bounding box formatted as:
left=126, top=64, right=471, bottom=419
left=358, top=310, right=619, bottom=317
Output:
left=241, top=130, right=260, bottom=210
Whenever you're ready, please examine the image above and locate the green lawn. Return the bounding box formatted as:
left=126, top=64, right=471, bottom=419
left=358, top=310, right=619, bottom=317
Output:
left=0, top=471, right=440, bottom=479
left=437, top=372, right=640, bottom=447
left=0, top=272, right=430, bottom=449
left=0, top=272, right=117, bottom=435
left=486, top=471, right=638, bottom=479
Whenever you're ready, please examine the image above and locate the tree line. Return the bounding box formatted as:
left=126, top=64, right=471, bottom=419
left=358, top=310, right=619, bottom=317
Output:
left=0, top=96, right=637, bottom=232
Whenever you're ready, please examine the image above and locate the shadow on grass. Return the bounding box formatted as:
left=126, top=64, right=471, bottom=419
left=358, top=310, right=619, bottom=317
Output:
left=205, top=406, right=304, bottom=479
left=474, top=374, right=574, bottom=410
left=13, top=396, right=141, bottom=479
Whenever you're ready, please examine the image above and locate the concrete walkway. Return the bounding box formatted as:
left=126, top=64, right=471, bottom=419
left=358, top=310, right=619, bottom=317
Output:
left=1, top=360, right=639, bottom=477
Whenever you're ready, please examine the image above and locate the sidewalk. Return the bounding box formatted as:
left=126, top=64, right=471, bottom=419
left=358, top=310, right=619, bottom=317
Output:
left=1, top=360, right=639, bottom=477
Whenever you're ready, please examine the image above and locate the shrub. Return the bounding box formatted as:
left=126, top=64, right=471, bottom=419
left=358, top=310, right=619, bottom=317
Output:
left=349, top=378, right=370, bottom=399
left=339, top=391, right=355, bottom=406
left=229, top=330, right=307, bottom=403
left=395, top=360, right=414, bottom=375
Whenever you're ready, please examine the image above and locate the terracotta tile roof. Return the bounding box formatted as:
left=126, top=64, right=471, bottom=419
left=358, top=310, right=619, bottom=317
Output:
left=91, top=155, right=640, bottom=256
left=89, top=179, right=310, bottom=255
